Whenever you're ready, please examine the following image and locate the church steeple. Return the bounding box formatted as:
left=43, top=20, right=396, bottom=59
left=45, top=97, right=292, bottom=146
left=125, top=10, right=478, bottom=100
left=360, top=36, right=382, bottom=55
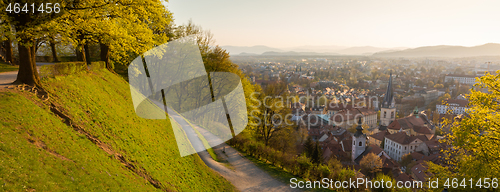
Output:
left=413, top=106, right=419, bottom=118
left=352, top=117, right=366, bottom=161
left=354, top=117, right=364, bottom=137
left=382, top=71, right=394, bottom=109
left=379, top=71, right=397, bottom=130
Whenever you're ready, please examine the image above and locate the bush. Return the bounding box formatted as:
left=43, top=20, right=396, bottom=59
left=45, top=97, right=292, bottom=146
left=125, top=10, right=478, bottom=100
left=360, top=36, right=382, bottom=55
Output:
left=39, top=61, right=107, bottom=78
left=39, top=62, right=86, bottom=78
left=296, top=155, right=312, bottom=178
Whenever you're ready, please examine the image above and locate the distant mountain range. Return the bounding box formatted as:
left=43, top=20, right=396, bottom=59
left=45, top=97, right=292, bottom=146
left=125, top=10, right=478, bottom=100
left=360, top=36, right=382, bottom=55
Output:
left=221, top=46, right=283, bottom=55
left=372, top=43, right=500, bottom=57
left=222, top=45, right=405, bottom=56
left=222, top=43, right=500, bottom=57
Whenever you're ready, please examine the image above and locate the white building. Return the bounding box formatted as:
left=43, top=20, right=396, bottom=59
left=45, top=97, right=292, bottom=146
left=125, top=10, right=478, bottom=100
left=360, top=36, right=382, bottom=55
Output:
left=384, top=132, right=428, bottom=161
left=444, top=74, right=479, bottom=85
left=436, top=99, right=469, bottom=115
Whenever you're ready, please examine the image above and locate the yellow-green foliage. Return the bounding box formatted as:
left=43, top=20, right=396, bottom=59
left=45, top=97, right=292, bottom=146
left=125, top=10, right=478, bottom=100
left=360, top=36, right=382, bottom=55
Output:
left=427, top=71, right=500, bottom=191
left=0, top=69, right=235, bottom=191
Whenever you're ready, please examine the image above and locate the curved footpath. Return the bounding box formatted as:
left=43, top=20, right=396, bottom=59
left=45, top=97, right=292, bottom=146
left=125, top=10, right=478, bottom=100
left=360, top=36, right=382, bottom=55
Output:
left=165, top=106, right=300, bottom=192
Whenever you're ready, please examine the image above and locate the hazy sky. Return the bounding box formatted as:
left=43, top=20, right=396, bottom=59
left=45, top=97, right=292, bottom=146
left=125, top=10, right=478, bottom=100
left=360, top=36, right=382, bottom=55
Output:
left=166, top=0, right=500, bottom=48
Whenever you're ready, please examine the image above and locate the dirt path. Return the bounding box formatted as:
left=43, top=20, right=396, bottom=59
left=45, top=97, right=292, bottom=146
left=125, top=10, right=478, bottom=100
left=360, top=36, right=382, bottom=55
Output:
left=163, top=107, right=299, bottom=192
left=0, top=62, right=54, bottom=89
left=0, top=70, right=18, bottom=88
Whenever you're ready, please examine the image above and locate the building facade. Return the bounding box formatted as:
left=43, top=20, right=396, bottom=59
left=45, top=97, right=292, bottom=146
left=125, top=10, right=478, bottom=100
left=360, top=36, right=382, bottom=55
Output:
left=384, top=132, right=428, bottom=161
left=436, top=99, right=469, bottom=114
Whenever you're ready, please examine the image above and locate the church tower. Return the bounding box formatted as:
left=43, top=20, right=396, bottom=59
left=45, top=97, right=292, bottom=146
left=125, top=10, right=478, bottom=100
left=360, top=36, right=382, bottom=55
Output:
left=379, top=72, right=396, bottom=131
left=352, top=118, right=366, bottom=161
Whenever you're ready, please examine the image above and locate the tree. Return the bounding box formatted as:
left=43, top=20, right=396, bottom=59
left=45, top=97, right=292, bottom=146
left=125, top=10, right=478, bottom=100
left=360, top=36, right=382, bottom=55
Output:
left=428, top=72, right=500, bottom=189
left=360, top=153, right=382, bottom=178
left=1, top=0, right=62, bottom=87
left=0, top=19, right=14, bottom=64
left=371, top=173, right=406, bottom=192
left=303, top=136, right=314, bottom=158
left=399, top=154, right=413, bottom=172
left=326, top=158, right=342, bottom=178
left=65, top=0, right=172, bottom=69
left=311, top=141, right=322, bottom=164
left=296, top=154, right=312, bottom=178
left=415, top=79, right=424, bottom=87
left=1, top=0, right=172, bottom=86
left=434, top=84, right=444, bottom=89
left=427, top=81, right=434, bottom=88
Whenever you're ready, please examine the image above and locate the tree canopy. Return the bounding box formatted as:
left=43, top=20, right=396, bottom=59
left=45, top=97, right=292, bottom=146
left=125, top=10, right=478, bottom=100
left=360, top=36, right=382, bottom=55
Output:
left=428, top=71, right=500, bottom=190
left=0, top=0, right=172, bottom=86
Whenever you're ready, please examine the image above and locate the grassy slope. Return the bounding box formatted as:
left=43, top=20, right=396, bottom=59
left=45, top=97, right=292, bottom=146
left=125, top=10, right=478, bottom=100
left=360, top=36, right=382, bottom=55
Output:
left=0, top=62, right=18, bottom=72
left=0, top=69, right=235, bottom=191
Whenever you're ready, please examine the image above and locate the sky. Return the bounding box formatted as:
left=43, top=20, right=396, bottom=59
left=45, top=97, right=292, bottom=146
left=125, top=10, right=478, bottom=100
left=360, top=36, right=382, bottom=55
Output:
left=165, top=0, right=500, bottom=48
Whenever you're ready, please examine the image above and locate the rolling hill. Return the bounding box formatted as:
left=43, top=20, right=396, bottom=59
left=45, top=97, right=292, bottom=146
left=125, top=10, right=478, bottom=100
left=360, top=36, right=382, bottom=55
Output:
left=221, top=45, right=283, bottom=55
left=373, top=43, right=500, bottom=57
left=0, top=69, right=235, bottom=191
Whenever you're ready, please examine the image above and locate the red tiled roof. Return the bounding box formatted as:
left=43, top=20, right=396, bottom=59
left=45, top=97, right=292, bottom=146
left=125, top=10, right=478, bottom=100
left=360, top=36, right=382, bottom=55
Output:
left=370, top=130, right=390, bottom=142
left=396, top=173, right=413, bottom=183
left=330, top=108, right=377, bottom=123
left=388, top=115, right=428, bottom=130
left=413, top=126, right=432, bottom=134
left=368, top=144, right=383, bottom=156
left=411, top=163, right=428, bottom=182
left=443, top=99, right=469, bottom=108
left=326, top=101, right=354, bottom=111
left=341, top=139, right=352, bottom=152
left=385, top=132, right=428, bottom=145
left=357, top=107, right=377, bottom=116
left=381, top=155, right=399, bottom=169
left=323, top=144, right=350, bottom=162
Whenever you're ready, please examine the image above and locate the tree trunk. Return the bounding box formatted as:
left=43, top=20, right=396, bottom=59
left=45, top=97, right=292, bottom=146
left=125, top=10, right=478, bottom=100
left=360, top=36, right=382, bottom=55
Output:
left=50, top=38, right=59, bottom=62
left=99, top=43, right=111, bottom=70
left=5, top=38, right=14, bottom=64
left=84, top=43, right=91, bottom=66
left=31, top=44, right=36, bottom=65
left=15, top=40, right=41, bottom=87
left=75, top=45, right=85, bottom=62
left=76, top=33, right=85, bottom=62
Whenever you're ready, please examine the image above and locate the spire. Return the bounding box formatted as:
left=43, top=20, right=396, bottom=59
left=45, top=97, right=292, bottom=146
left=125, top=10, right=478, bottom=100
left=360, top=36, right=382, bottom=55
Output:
left=354, top=117, right=364, bottom=137
left=413, top=106, right=419, bottom=118
left=382, top=71, right=394, bottom=108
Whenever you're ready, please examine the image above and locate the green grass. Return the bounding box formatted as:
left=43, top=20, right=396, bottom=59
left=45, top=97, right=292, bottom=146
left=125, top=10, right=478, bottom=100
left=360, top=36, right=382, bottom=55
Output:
left=0, top=69, right=236, bottom=191
left=0, top=62, right=18, bottom=72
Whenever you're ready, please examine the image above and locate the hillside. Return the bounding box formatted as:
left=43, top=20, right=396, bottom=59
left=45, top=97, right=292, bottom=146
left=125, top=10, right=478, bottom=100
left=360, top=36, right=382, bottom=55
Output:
left=0, top=69, right=235, bottom=191
left=221, top=45, right=283, bottom=55
left=335, top=46, right=402, bottom=55
left=373, top=43, right=500, bottom=57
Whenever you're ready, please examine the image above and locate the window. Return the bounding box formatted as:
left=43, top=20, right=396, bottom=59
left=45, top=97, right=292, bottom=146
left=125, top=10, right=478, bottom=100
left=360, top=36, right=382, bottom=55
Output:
left=359, top=141, right=362, bottom=146
left=405, top=146, right=407, bottom=150
left=384, top=111, right=387, bottom=118
left=391, top=111, right=394, bottom=118
left=411, top=146, right=413, bottom=149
